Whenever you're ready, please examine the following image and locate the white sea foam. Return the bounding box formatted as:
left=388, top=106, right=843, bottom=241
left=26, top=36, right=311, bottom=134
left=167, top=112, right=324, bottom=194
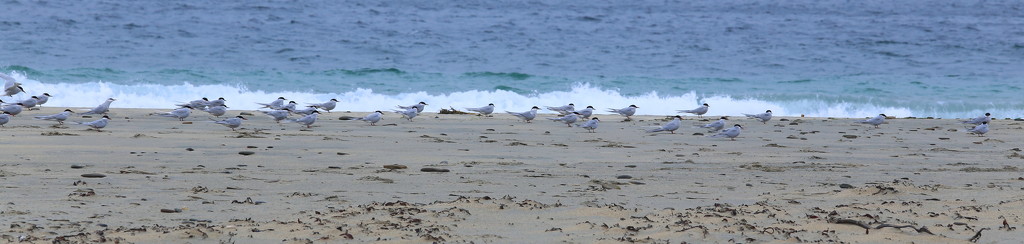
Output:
left=5, top=73, right=1010, bottom=119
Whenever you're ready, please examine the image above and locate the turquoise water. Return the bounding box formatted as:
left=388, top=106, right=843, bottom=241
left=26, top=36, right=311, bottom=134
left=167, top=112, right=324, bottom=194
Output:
left=2, top=0, right=1022, bottom=118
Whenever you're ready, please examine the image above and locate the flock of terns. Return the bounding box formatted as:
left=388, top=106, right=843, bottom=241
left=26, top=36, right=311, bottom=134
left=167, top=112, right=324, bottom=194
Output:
left=1, top=74, right=994, bottom=139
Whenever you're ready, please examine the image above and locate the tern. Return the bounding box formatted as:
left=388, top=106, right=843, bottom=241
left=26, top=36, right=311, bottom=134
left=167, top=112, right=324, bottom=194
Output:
left=178, top=98, right=210, bottom=109
left=76, top=116, right=111, bottom=131
left=507, top=106, right=540, bottom=123
left=214, top=116, right=247, bottom=131
left=35, top=93, right=53, bottom=107
left=966, top=121, right=989, bottom=136
left=702, top=117, right=728, bottom=132
left=34, top=109, right=74, bottom=124
left=394, top=108, right=419, bottom=121
left=258, top=97, right=288, bottom=110
left=578, top=117, right=600, bottom=133
left=607, top=105, right=639, bottom=121
left=547, top=112, right=580, bottom=127
left=466, top=103, right=495, bottom=116
left=288, top=110, right=320, bottom=128
left=155, top=106, right=193, bottom=121
left=0, top=102, right=24, bottom=115
left=646, top=115, right=682, bottom=134
left=856, top=114, right=886, bottom=128
left=398, top=102, right=428, bottom=113
left=357, top=111, right=384, bottom=125
left=744, top=110, right=772, bottom=124
left=2, top=73, right=24, bottom=97
left=0, top=111, right=12, bottom=127
left=81, top=98, right=116, bottom=115
left=202, top=105, right=228, bottom=117
left=546, top=103, right=575, bottom=115
left=962, top=113, right=991, bottom=125
left=708, top=124, right=743, bottom=140
left=575, top=106, right=595, bottom=119
left=308, top=99, right=338, bottom=113
left=260, top=109, right=290, bottom=123
left=678, top=103, right=709, bottom=118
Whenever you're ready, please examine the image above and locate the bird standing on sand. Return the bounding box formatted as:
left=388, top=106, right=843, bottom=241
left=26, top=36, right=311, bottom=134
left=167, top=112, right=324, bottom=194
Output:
left=214, top=116, right=247, bottom=131
left=708, top=124, right=743, bottom=140
left=962, top=113, right=991, bottom=125
left=856, top=114, right=886, bottom=128
left=546, top=103, right=575, bottom=115
left=394, top=107, right=419, bottom=121
left=258, top=97, right=288, bottom=110
left=288, top=110, right=320, bottom=128
left=260, top=109, right=290, bottom=123
left=81, top=98, right=116, bottom=115
left=35, top=93, right=53, bottom=107
left=8, top=96, right=39, bottom=109
left=0, top=111, right=12, bottom=127
left=678, top=103, right=709, bottom=118
left=179, top=97, right=209, bottom=109
left=207, top=97, right=227, bottom=107
left=281, top=101, right=298, bottom=112
left=607, top=105, right=639, bottom=121
left=357, top=111, right=384, bottom=125
left=154, top=106, right=193, bottom=121
left=744, top=110, right=773, bottom=124
left=289, top=107, right=319, bottom=116
left=966, top=121, right=989, bottom=136
left=398, top=102, right=428, bottom=113
left=578, top=117, right=599, bottom=133
left=202, top=105, right=228, bottom=117
left=646, top=115, right=682, bottom=134
left=547, top=112, right=580, bottom=127
left=507, top=106, right=540, bottom=123
left=0, top=102, right=24, bottom=115
left=702, top=117, right=728, bottom=132
left=76, top=116, right=111, bottom=131
left=466, top=103, right=495, bottom=116
left=34, top=109, right=75, bottom=125
left=308, top=99, right=338, bottom=113
left=576, top=106, right=595, bottom=119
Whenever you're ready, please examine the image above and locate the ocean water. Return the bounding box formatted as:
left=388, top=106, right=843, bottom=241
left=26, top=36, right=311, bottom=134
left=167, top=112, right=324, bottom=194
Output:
left=2, top=0, right=1022, bottom=118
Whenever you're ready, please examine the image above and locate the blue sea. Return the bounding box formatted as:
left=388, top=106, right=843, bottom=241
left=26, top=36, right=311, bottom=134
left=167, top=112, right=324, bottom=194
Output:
left=2, top=0, right=1022, bottom=118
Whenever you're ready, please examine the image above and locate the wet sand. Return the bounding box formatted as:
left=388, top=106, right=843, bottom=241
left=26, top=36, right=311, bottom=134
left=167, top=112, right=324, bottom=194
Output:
left=1, top=107, right=1021, bottom=243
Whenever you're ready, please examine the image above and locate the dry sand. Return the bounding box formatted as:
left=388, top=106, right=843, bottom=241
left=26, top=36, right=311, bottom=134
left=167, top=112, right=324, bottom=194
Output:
left=0, top=107, right=1022, bottom=243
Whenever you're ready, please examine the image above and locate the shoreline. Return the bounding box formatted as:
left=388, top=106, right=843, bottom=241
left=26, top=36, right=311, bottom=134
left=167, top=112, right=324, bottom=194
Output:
left=1, top=107, right=1021, bottom=242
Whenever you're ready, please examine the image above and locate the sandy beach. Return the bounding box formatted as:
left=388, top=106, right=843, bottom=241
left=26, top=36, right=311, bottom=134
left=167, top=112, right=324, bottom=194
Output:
left=1, top=107, right=1021, bottom=243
